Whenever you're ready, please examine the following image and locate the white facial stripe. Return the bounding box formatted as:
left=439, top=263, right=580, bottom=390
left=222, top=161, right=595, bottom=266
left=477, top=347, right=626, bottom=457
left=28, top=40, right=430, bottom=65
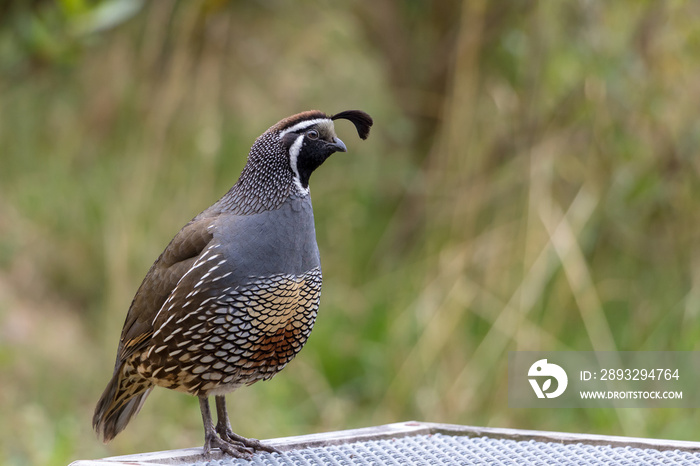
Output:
left=288, top=134, right=308, bottom=194
left=279, top=118, right=332, bottom=138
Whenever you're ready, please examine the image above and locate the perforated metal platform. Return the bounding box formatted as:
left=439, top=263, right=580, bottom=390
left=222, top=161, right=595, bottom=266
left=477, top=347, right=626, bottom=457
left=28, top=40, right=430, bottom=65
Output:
left=70, top=422, right=700, bottom=466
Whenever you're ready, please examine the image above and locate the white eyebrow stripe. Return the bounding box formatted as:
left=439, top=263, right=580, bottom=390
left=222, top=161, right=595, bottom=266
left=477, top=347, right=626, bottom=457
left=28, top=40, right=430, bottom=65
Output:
left=278, top=118, right=331, bottom=137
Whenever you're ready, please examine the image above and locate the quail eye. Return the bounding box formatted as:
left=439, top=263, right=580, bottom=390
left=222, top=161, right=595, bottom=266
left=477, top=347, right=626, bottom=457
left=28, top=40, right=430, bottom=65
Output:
left=306, top=129, right=319, bottom=140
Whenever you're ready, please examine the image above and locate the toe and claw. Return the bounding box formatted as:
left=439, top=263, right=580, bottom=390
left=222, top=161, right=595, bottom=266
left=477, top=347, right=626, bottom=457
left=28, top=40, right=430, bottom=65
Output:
left=216, top=422, right=281, bottom=455
left=203, top=431, right=253, bottom=458
left=199, top=395, right=281, bottom=459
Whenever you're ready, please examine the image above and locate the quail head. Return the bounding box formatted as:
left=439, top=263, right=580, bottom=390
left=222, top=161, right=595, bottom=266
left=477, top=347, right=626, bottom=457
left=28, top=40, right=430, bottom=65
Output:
left=93, top=109, right=373, bottom=458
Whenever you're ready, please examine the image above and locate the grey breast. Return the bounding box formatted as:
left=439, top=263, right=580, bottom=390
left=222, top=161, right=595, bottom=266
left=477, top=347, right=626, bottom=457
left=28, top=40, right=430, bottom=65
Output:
left=214, top=194, right=321, bottom=284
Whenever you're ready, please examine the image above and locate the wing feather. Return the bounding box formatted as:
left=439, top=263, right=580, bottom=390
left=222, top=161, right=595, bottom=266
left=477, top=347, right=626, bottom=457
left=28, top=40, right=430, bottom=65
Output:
left=116, top=216, right=217, bottom=362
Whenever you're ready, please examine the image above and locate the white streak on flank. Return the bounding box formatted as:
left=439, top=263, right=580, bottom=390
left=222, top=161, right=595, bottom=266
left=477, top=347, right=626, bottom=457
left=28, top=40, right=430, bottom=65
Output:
left=151, top=247, right=223, bottom=325
left=153, top=313, right=177, bottom=338
left=278, top=118, right=331, bottom=137
left=288, top=134, right=309, bottom=194
left=175, top=310, right=198, bottom=325
left=189, top=322, right=205, bottom=331
left=211, top=271, right=233, bottom=282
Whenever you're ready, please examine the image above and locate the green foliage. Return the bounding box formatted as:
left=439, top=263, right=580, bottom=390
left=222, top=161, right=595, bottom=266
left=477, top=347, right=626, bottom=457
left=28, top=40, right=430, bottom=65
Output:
left=0, top=0, right=143, bottom=77
left=1, top=1, right=700, bottom=465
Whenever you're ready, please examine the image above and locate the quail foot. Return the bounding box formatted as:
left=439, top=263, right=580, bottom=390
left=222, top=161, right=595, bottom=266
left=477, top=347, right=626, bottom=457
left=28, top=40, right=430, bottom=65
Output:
left=93, top=110, right=373, bottom=458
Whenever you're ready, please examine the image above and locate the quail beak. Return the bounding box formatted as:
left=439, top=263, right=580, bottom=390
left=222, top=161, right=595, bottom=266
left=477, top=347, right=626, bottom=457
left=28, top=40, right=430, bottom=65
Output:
left=329, top=137, right=347, bottom=153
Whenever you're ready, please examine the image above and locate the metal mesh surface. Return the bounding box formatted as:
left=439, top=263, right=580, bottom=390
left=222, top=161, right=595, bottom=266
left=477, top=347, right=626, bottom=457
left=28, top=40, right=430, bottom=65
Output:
left=189, top=433, right=700, bottom=466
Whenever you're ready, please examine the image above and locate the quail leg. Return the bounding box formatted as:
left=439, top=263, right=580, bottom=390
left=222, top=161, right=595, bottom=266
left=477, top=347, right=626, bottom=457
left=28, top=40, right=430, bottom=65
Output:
left=199, top=397, right=253, bottom=458
left=214, top=395, right=281, bottom=454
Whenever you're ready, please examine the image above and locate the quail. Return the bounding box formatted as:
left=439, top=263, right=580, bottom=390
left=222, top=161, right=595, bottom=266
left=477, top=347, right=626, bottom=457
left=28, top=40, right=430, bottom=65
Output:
left=93, top=109, right=373, bottom=458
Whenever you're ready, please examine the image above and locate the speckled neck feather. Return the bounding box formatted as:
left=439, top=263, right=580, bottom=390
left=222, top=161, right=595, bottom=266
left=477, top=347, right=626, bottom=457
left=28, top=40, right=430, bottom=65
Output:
left=214, top=129, right=299, bottom=215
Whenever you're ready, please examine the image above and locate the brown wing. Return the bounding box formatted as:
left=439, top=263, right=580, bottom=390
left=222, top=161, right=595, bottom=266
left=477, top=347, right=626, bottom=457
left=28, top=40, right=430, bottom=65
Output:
left=116, top=215, right=217, bottom=363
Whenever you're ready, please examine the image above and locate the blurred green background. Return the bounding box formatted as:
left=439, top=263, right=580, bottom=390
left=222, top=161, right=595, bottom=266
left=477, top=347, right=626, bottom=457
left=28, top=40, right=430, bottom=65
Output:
left=2, top=1, right=700, bottom=464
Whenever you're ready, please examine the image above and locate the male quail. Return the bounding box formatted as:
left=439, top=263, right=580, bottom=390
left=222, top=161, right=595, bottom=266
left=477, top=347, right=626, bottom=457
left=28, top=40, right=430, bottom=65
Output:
left=93, top=109, right=373, bottom=457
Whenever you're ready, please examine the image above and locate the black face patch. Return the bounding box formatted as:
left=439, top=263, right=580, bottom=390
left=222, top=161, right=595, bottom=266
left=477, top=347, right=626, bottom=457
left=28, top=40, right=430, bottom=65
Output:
left=280, top=121, right=342, bottom=190
left=294, top=135, right=343, bottom=189
left=277, top=111, right=371, bottom=191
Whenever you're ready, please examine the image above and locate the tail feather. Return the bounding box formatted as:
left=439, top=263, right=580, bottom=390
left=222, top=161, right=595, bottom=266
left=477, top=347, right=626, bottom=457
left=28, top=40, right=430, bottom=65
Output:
left=93, top=363, right=154, bottom=442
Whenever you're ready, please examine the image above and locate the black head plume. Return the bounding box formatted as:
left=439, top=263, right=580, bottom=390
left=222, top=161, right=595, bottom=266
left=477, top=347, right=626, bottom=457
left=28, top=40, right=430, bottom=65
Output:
left=331, top=110, right=373, bottom=140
